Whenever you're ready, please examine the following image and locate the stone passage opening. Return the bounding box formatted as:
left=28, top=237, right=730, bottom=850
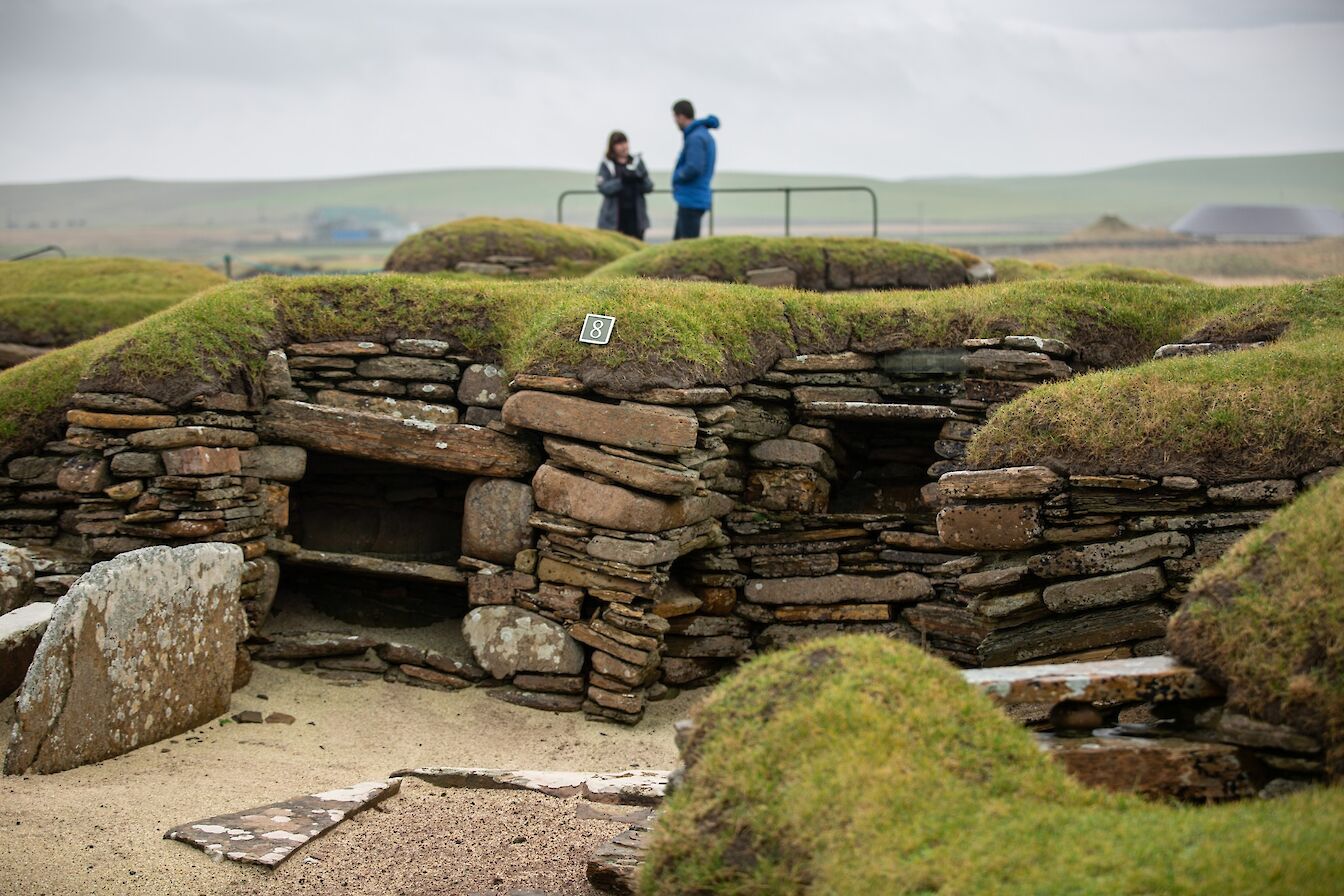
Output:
left=277, top=452, right=470, bottom=630
left=828, top=420, right=946, bottom=515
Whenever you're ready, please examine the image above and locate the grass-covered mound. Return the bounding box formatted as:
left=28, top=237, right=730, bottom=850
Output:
left=383, top=216, right=640, bottom=275
left=2, top=275, right=1336, bottom=469
left=967, top=276, right=1344, bottom=481
left=0, top=256, right=225, bottom=347
left=1169, top=472, right=1343, bottom=776
left=645, top=636, right=1344, bottom=895
left=588, top=236, right=978, bottom=290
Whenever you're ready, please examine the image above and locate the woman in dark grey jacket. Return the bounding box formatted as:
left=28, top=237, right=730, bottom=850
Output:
left=596, top=131, right=653, bottom=240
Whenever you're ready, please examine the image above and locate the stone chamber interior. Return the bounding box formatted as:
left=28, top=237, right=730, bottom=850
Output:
left=826, top=419, right=945, bottom=515
left=269, top=452, right=471, bottom=637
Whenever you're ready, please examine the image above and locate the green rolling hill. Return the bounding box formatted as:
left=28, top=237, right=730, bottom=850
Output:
left=2, top=151, right=1340, bottom=254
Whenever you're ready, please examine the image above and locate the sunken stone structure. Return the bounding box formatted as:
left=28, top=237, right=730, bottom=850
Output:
left=0, top=325, right=1335, bottom=734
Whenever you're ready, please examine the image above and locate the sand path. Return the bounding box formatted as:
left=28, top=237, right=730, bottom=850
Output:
left=0, top=663, right=693, bottom=896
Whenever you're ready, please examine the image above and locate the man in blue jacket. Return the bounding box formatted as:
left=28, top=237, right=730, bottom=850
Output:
left=671, top=99, right=719, bottom=240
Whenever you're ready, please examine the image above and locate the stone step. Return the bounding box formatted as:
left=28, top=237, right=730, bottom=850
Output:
left=282, top=546, right=466, bottom=585
left=963, top=655, right=1219, bottom=706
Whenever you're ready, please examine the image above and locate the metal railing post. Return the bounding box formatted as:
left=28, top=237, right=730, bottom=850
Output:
left=552, top=185, right=879, bottom=238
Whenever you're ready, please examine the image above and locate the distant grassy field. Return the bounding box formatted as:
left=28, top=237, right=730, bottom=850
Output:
left=2, top=151, right=1340, bottom=257
left=1019, top=238, right=1344, bottom=282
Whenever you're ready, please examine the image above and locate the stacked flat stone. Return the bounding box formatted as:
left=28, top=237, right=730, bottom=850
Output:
left=926, top=465, right=1334, bottom=665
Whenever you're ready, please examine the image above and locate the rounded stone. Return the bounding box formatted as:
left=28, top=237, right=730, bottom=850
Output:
left=461, top=478, right=535, bottom=564
left=461, top=606, right=584, bottom=679
left=0, top=542, right=35, bottom=615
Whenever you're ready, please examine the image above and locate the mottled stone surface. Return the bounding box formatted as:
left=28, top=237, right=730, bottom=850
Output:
left=532, top=464, right=731, bottom=534
left=964, top=655, right=1220, bottom=706
left=502, top=392, right=699, bottom=454
left=1041, top=566, right=1166, bottom=613
left=164, top=778, right=400, bottom=867
left=462, top=606, right=584, bottom=678
left=0, top=542, right=35, bottom=614
left=461, top=478, right=535, bottom=564
left=459, top=363, right=512, bottom=408
left=936, top=502, right=1044, bottom=550
left=938, top=466, right=1062, bottom=500
left=744, top=573, right=932, bottom=606
left=5, top=543, right=244, bottom=775
left=1028, top=532, right=1190, bottom=579
left=395, top=767, right=669, bottom=805
left=1040, top=733, right=1256, bottom=802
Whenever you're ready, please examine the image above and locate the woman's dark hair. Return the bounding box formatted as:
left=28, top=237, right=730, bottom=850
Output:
left=606, top=131, right=629, bottom=162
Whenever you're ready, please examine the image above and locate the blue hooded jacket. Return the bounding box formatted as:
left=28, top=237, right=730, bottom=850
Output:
left=672, top=115, right=719, bottom=210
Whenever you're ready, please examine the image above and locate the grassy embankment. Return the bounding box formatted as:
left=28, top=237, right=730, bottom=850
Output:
left=382, top=216, right=640, bottom=276
left=0, top=256, right=225, bottom=346
left=643, top=635, right=1344, bottom=895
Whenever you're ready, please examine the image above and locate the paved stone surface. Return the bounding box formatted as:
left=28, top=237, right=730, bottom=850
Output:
left=5, top=543, right=244, bottom=775
left=164, top=778, right=401, bottom=867
left=462, top=606, right=584, bottom=678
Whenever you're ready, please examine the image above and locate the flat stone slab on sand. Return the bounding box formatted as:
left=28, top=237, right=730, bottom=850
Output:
left=164, top=778, right=401, bottom=867
left=395, top=766, right=670, bottom=806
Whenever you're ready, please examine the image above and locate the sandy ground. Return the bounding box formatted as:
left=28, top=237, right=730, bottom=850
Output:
left=255, top=781, right=629, bottom=896
left=0, top=663, right=694, bottom=896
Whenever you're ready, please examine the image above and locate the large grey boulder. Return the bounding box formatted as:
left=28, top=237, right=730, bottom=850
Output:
left=461, top=606, right=583, bottom=679
left=4, top=543, right=244, bottom=775
left=0, top=542, right=35, bottom=614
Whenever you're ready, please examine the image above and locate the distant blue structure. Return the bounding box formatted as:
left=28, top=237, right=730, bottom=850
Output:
left=1172, top=204, right=1344, bottom=241
left=307, top=207, right=418, bottom=244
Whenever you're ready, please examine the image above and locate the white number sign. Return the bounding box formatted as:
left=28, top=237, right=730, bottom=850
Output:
left=579, top=313, right=616, bottom=345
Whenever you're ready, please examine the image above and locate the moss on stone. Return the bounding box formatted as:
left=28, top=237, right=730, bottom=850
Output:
left=990, top=258, right=1192, bottom=285
left=0, top=257, right=226, bottom=346
left=643, top=636, right=1344, bottom=895
left=383, top=216, right=640, bottom=275
left=1169, top=472, right=1344, bottom=775
left=587, top=236, right=976, bottom=290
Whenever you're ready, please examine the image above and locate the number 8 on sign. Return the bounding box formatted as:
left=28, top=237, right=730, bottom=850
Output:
left=579, top=313, right=616, bottom=345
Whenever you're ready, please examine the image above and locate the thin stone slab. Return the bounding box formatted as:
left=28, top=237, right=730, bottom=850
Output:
left=797, top=400, right=956, bottom=420
left=1038, top=732, right=1256, bottom=801
left=587, top=819, right=655, bottom=896
left=393, top=767, right=670, bottom=805
left=964, top=655, right=1220, bottom=706
left=281, top=547, right=466, bottom=584
left=0, top=601, right=54, bottom=698
left=164, top=778, right=400, bottom=867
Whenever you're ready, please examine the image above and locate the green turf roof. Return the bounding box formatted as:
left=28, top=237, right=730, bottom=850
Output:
left=0, top=256, right=225, bottom=346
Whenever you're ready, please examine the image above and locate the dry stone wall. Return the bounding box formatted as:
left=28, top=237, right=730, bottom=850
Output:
left=0, top=328, right=1317, bottom=726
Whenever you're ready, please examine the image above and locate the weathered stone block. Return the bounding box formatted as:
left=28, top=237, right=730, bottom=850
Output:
left=56, top=457, right=111, bottom=493
left=462, top=478, right=534, bottom=564
left=1207, top=479, right=1297, bottom=506
left=314, top=389, right=459, bottom=425
left=1028, top=532, right=1190, bottom=579
left=938, top=466, right=1062, bottom=500
left=532, top=465, right=731, bottom=534
left=240, top=445, right=308, bottom=482
left=0, top=601, right=53, bottom=698
left=964, top=349, right=1071, bottom=381
left=1, top=542, right=36, bottom=614
left=162, top=446, right=241, bottom=476
left=1041, top=566, right=1166, bottom=613
left=502, top=392, right=698, bottom=454
left=461, top=606, right=583, bottom=679
left=749, top=438, right=836, bottom=478
left=459, top=363, right=511, bottom=408
left=5, top=543, right=244, bottom=774
left=543, top=437, right=698, bottom=497
left=744, top=572, right=931, bottom=606
left=936, top=502, right=1044, bottom=550
left=744, top=467, right=830, bottom=513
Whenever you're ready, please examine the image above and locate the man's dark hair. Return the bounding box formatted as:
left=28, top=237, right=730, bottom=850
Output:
left=672, top=99, right=695, bottom=119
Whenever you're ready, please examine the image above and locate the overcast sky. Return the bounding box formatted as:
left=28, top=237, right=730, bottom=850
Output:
left=2, top=0, right=1342, bottom=184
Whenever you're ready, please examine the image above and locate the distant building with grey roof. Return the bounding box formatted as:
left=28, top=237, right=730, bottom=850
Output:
left=1172, top=204, right=1344, bottom=241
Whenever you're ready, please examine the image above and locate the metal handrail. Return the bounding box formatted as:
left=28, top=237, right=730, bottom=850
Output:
left=7, top=245, right=66, bottom=261
left=557, top=186, right=879, bottom=238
